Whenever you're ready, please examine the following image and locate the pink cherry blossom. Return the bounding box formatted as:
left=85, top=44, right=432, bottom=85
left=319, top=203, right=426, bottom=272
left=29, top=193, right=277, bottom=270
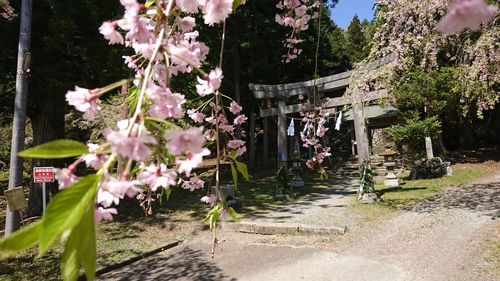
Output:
left=95, top=207, right=118, bottom=223
left=137, top=163, right=177, bottom=191
left=236, top=146, right=247, bottom=156
left=55, top=168, right=79, bottom=190
left=118, top=8, right=153, bottom=44
left=175, top=0, right=200, bottom=13
left=120, top=0, right=139, bottom=9
left=99, top=21, right=124, bottom=45
left=295, top=5, right=307, bottom=17
left=65, top=86, right=101, bottom=120
left=196, top=67, right=223, bottom=96
left=182, top=176, right=205, bottom=191
left=167, top=39, right=209, bottom=75
left=227, top=139, right=246, bottom=156
left=228, top=101, right=242, bottom=114
left=187, top=109, right=205, bottom=123
left=147, top=84, right=186, bottom=119
left=200, top=193, right=217, bottom=204
left=97, top=189, right=120, bottom=208
left=283, top=17, right=295, bottom=27
left=219, top=123, right=234, bottom=133
left=102, top=177, right=142, bottom=200
left=202, top=0, right=233, bottom=26
left=227, top=139, right=245, bottom=150
left=178, top=16, right=196, bottom=32
left=233, top=114, right=247, bottom=125
left=437, top=0, right=498, bottom=34
left=103, top=120, right=156, bottom=161
left=164, top=127, right=205, bottom=155
left=285, top=0, right=300, bottom=9
left=177, top=148, right=210, bottom=176
left=83, top=143, right=108, bottom=169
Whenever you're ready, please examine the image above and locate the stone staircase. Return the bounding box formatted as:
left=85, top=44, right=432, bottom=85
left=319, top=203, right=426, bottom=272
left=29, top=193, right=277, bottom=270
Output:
left=334, top=156, right=387, bottom=183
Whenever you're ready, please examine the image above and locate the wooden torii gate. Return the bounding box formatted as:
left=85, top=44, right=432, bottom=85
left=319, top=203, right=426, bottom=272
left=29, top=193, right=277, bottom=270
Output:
left=248, top=56, right=394, bottom=165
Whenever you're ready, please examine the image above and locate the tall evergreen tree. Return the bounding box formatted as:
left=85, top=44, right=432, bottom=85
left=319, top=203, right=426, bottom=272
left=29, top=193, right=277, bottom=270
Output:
left=345, top=14, right=368, bottom=63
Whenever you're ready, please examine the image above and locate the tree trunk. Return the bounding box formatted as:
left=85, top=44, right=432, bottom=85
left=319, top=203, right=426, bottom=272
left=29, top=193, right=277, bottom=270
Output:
left=27, top=91, right=65, bottom=217
left=5, top=0, right=32, bottom=236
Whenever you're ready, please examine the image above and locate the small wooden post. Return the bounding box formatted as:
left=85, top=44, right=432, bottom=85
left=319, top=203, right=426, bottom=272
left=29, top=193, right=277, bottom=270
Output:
left=249, top=112, right=256, bottom=171
left=352, top=89, right=370, bottom=164
left=277, top=98, right=287, bottom=165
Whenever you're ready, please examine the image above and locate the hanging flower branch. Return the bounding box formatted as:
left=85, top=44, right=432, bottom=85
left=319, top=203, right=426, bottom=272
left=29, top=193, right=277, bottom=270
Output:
left=0, top=0, right=248, bottom=279
left=275, top=0, right=320, bottom=62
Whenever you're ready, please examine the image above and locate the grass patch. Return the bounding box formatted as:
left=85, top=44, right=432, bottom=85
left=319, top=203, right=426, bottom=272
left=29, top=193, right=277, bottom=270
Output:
left=378, top=164, right=493, bottom=209
left=478, top=229, right=500, bottom=278
left=351, top=163, right=496, bottom=217
left=484, top=239, right=500, bottom=276
left=0, top=212, right=194, bottom=281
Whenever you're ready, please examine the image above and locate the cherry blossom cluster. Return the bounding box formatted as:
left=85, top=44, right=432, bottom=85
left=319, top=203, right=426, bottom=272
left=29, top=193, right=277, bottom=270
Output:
left=61, top=0, right=246, bottom=223
left=360, top=0, right=498, bottom=117
left=275, top=0, right=320, bottom=62
left=0, top=0, right=15, bottom=20
left=299, top=106, right=331, bottom=171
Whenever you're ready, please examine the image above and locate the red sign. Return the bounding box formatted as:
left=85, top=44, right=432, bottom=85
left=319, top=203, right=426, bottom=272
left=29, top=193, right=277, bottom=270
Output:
left=34, top=167, right=55, bottom=183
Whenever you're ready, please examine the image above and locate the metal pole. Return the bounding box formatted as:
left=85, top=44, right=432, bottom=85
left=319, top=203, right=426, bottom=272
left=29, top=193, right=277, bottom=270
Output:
left=42, top=182, right=46, bottom=213
left=5, top=0, right=32, bottom=236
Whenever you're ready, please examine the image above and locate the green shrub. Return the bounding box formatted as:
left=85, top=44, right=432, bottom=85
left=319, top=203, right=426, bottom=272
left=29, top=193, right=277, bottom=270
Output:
left=385, top=117, right=441, bottom=151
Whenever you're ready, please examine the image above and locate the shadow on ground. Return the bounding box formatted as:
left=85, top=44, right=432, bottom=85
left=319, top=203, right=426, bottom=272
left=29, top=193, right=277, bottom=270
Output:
left=410, top=181, right=500, bottom=219
left=100, top=247, right=237, bottom=281
left=240, top=176, right=357, bottom=221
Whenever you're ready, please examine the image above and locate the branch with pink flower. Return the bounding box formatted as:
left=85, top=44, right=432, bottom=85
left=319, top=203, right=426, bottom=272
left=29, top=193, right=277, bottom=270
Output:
left=0, top=0, right=249, bottom=279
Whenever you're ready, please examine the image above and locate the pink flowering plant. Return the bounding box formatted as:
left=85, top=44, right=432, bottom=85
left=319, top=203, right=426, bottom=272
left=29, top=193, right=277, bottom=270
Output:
left=1, top=0, right=498, bottom=280
left=0, top=0, right=248, bottom=279
left=275, top=0, right=320, bottom=62
left=299, top=103, right=331, bottom=178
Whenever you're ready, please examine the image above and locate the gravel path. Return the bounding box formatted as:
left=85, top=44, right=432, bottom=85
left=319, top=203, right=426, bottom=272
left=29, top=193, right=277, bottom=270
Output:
left=243, top=177, right=362, bottom=228
left=99, top=168, right=500, bottom=280
left=335, top=171, right=500, bottom=281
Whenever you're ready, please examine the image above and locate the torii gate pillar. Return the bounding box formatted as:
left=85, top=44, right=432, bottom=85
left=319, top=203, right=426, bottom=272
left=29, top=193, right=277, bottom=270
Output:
left=352, top=89, right=370, bottom=164
left=277, top=98, right=287, bottom=165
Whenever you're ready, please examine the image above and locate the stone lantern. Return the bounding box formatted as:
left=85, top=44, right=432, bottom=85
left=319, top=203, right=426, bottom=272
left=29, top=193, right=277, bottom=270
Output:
left=289, top=136, right=304, bottom=187
left=379, top=149, right=400, bottom=189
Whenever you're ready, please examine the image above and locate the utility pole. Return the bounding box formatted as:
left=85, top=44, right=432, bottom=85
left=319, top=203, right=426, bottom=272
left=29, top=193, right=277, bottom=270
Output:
left=5, top=0, right=32, bottom=236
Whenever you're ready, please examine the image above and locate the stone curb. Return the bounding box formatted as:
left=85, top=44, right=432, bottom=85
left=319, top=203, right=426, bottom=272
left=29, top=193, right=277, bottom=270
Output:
left=221, top=222, right=347, bottom=235
left=78, top=240, right=182, bottom=280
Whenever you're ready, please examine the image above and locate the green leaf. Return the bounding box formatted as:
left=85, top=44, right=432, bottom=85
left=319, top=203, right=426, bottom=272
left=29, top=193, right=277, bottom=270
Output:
left=18, top=140, right=88, bottom=159
left=39, top=174, right=100, bottom=256
left=0, top=221, right=41, bottom=257
left=230, top=163, right=238, bottom=190
left=160, top=188, right=172, bottom=205
left=145, top=0, right=156, bottom=7
left=61, top=205, right=96, bottom=281
left=235, top=160, right=249, bottom=181
left=61, top=229, right=80, bottom=281
left=232, top=0, right=246, bottom=11
left=204, top=204, right=221, bottom=231
left=227, top=207, right=240, bottom=223
left=77, top=206, right=96, bottom=281
left=228, top=150, right=237, bottom=159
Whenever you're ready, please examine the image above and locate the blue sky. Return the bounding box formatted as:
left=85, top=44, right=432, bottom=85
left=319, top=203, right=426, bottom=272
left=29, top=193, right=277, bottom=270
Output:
left=330, top=0, right=375, bottom=29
